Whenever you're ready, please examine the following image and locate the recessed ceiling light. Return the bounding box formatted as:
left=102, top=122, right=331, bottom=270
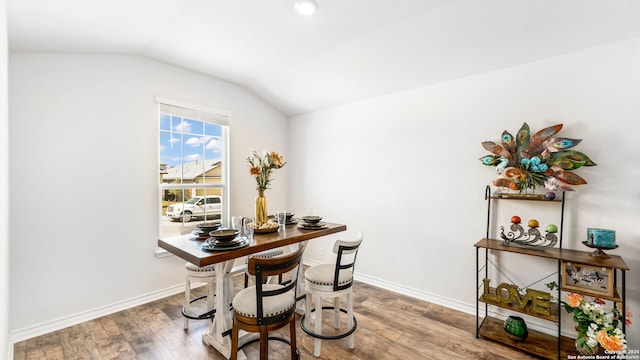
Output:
left=294, top=0, right=318, bottom=16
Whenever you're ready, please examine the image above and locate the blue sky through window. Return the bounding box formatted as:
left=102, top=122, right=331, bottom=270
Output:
left=159, top=114, right=223, bottom=167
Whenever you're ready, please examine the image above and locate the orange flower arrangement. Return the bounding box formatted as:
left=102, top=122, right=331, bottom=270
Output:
left=246, top=149, right=286, bottom=191
left=560, top=292, right=630, bottom=353
left=546, top=282, right=631, bottom=354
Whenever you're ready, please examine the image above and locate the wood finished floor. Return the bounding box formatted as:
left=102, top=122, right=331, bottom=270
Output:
left=13, top=278, right=539, bottom=359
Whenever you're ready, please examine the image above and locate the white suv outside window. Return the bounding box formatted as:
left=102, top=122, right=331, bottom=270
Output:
left=166, top=195, right=222, bottom=222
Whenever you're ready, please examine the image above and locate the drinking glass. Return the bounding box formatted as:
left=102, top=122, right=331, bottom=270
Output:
left=232, top=216, right=244, bottom=236
left=275, top=211, right=286, bottom=232
left=243, top=217, right=255, bottom=242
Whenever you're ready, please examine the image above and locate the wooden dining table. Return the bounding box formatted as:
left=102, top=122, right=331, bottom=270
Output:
left=158, top=221, right=347, bottom=358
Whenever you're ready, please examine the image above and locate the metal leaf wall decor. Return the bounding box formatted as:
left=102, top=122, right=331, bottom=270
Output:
left=479, top=123, right=596, bottom=192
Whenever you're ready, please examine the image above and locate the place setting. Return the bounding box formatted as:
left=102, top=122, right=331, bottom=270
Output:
left=188, top=222, right=221, bottom=241
left=201, top=228, right=250, bottom=251
left=201, top=218, right=254, bottom=251
left=297, top=215, right=328, bottom=230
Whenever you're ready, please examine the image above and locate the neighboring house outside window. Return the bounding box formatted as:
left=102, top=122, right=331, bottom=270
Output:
left=157, top=97, right=231, bottom=239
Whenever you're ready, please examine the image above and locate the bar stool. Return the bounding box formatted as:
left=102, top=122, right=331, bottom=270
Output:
left=231, top=246, right=305, bottom=360
left=300, top=231, right=363, bottom=357
left=182, top=262, right=217, bottom=330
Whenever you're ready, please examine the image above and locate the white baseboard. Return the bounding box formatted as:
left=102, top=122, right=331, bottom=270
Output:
left=10, top=283, right=185, bottom=345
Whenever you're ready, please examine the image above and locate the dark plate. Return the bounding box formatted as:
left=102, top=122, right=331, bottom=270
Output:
left=208, top=237, right=244, bottom=247
left=202, top=238, right=250, bottom=251
left=298, top=222, right=327, bottom=229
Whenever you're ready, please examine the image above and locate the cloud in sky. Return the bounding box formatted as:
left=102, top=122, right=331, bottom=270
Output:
left=206, top=138, right=222, bottom=153
left=185, top=135, right=218, bottom=148
left=185, top=137, right=201, bottom=147
left=173, top=120, right=191, bottom=132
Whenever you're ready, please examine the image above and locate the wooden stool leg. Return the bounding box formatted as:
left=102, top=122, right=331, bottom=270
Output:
left=231, top=321, right=239, bottom=360
left=260, top=326, right=269, bottom=360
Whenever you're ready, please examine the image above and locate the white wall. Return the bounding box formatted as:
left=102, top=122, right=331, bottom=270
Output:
left=7, top=33, right=639, bottom=355
left=8, top=54, right=289, bottom=339
left=1, top=0, right=10, bottom=358
left=290, top=38, right=640, bottom=348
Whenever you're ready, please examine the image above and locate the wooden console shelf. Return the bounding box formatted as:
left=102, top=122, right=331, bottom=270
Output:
left=476, top=238, right=628, bottom=303
left=475, top=238, right=629, bottom=270
left=476, top=186, right=629, bottom=360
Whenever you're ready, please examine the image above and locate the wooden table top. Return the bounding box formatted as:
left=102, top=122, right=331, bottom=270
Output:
left=158, top=222, right=347, bottom=267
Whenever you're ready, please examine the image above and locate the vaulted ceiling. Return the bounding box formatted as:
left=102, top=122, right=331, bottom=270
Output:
left=7, top=0, right=640, bottom=116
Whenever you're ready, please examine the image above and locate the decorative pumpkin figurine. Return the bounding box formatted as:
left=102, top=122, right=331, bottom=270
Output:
left=501, top=216, right=558, bottom=249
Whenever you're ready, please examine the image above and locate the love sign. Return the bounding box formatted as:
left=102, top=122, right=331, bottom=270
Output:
left=482, top=278, right=551, bottom=316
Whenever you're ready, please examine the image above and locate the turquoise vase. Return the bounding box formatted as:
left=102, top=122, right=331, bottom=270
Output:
left=503, top=316, right=528, bottom=342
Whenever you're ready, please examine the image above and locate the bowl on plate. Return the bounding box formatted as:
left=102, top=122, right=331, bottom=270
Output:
left=198, top=222, right=221, bottom=232
left=301, top=216, right=322, bottom=224
left=209, top=228, right=240, bottom=242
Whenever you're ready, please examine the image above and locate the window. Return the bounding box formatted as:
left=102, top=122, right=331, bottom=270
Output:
left=157, top=97, right=231, bottom=239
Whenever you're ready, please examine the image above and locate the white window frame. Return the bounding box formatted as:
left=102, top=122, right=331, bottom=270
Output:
left=156, top=96, right=231, bottom=251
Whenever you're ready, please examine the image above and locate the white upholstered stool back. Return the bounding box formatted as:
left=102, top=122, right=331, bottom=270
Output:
left=301, top=230, right=363, bottom=357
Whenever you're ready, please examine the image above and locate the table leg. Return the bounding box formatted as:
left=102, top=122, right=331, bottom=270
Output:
left=202, top=260, right=240, bottom=359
